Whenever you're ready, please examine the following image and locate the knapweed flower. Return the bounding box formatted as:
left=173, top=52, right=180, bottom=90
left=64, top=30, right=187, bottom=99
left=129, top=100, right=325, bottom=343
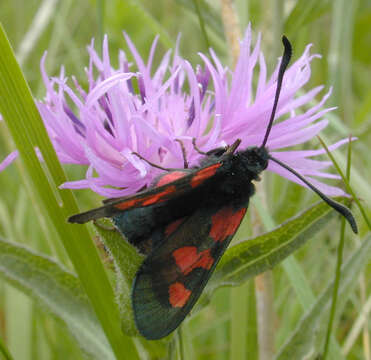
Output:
left=1, top=27, right=349, bottom=198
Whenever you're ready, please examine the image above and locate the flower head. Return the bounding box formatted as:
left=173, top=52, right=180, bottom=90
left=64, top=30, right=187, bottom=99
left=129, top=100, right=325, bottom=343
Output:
left=1, top=27, right=349, bottom=197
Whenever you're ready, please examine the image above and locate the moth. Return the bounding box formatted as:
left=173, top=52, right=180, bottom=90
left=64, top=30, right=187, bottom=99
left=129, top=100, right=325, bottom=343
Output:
left=69, top=37, right=357, bottom=340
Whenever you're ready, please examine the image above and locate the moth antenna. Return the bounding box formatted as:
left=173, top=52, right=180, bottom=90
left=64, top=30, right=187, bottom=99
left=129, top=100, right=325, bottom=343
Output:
left=260, top=36, right=292, bottom=148
left=268, top=155, right=358, bottom=234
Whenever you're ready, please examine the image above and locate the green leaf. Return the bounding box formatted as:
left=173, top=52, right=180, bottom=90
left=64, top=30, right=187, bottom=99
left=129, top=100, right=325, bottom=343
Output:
left=0, top=237, right=113, bottom=360
left=93, top=220, right=143, bottom=336
left=94, top=221, right=168, bottom=356
left=0, top=24, right=138, bottom=359
left=275, top=233, right=371, bottom=359
left=207, top=200, right=339, bottom=294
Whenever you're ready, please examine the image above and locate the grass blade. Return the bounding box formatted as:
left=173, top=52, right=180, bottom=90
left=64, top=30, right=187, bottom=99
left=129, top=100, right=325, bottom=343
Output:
left=0, top=23, right=138, bottom=359
left=0, top=237, right=113, bottom=359
left=275, top=233, right=371, bottom=359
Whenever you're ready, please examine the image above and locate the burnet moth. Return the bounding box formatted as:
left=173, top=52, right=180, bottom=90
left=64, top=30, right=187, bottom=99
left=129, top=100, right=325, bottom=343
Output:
left=69, top=36, right=358, bottom=340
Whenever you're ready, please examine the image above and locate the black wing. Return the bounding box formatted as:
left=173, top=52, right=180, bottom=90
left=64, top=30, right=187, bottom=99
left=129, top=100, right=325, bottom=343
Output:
left=68, top=162, right=223, bottom=224
left=132, top=204, right=247, bottom=339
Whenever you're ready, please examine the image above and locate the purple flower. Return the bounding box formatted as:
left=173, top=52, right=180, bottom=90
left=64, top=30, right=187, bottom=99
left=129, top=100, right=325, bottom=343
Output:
left=1, top=27, right=350, bottom=198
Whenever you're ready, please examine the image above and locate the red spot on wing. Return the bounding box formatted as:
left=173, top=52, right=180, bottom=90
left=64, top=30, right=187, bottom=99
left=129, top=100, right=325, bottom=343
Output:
left=173, top=246, right=214, bottom=276
left=209, top=207, right=247, bottom=243
left=114, top=185, right=177, bottom=210
left=141, top=185, right=177, bottom=206
left=190, top=163, right=221, bottom=188
left=156, top=171, right=188, bottom=187
left=169, top=282, right=191, bottom=308
left=165, top=218, right=185, bottom=237
left=114, top=198, right=141, bottom=210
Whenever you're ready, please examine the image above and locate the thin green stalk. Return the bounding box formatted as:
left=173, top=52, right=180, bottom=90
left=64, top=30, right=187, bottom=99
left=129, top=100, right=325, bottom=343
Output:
left=317, top=136, right=371, bottom=230
left=323, top=137, right=352, bottom=358
left=345, top=135, right=352, bottom=184
left=322, top=217, right=346, bottom=358
left=178, top=326, right=185, bottom=360
left=0, top=336, right=14, bottom=360
left=192, top=0, right=210, bottom=49
left=246, top=280, right=258, bottom=360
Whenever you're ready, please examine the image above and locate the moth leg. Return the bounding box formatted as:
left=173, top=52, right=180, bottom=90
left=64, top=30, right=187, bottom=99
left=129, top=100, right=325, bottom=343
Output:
left=93, top=219, right=116, bottom=231
left=224, top=139, right=241, bottom=155
left=192, top=138, right=207, bottom=155
left=175, top=139, right=189, bottom=168
left=132, top=152, right=181, bottom=172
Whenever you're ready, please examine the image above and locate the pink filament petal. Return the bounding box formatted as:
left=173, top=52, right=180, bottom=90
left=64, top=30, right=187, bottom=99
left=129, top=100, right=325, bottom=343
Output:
left=19, top=30, right=350, bottom=198
left=0, top=151, right=19, bottom=171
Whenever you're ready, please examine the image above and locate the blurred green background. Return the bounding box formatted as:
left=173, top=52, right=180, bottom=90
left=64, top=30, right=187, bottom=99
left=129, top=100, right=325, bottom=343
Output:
left=0, top=0, right=370, bottom=359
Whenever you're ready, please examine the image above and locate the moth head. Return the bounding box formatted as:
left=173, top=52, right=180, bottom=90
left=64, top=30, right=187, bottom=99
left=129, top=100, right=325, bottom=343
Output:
left=238, top=146, right=269, bottom=175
